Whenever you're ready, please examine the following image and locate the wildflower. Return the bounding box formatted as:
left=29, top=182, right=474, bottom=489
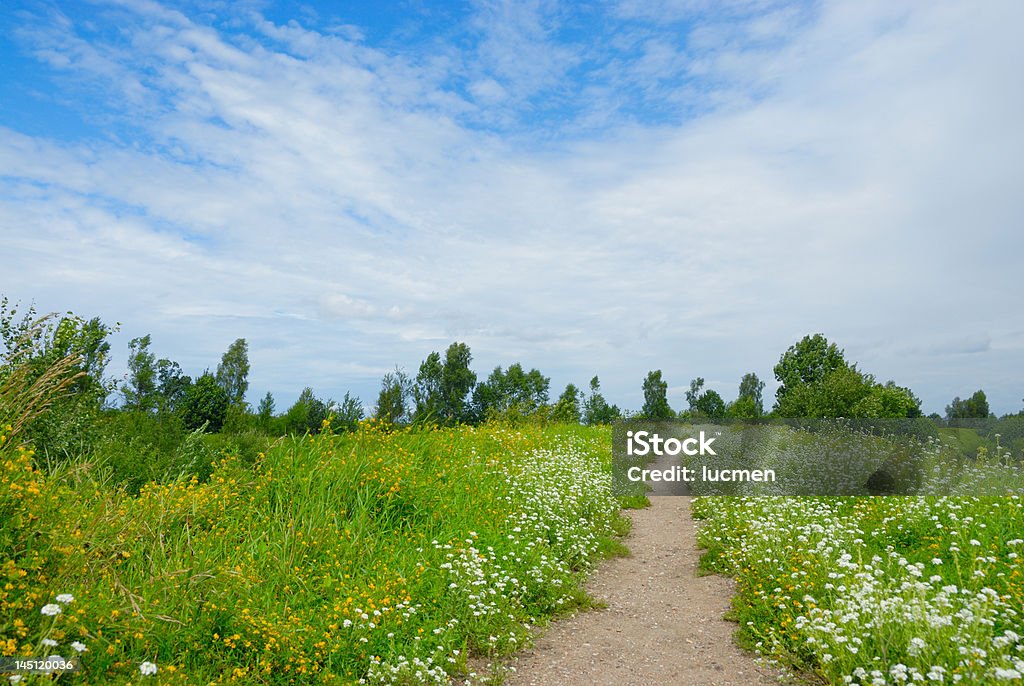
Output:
left=41, top=604, right=62, bottom=616
left=42, top=639, right=58, bottom=647
left=71, top=641, right=87, bottom=653
left=140, top=661, right=158, bottom=676
left=55, top=594, right=74, bottom=604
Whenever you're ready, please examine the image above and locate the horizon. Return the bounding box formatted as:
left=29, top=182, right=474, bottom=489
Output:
left=2, top=0, right=1022, bottom=416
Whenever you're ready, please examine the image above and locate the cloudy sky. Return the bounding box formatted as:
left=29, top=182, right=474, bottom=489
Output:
left=1, top=0, right=1022, bottom=415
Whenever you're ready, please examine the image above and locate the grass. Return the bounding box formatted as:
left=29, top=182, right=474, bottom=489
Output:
left=1, top=420, right=629, bottom=684
left=693, top=495, right=1024, bottom=684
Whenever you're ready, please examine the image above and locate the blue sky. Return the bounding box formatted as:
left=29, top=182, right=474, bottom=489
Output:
left=1, top=0, right=1022, bottom=416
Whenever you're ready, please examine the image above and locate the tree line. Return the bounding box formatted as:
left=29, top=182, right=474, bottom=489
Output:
left=1, top=298, right=1017, bottom=473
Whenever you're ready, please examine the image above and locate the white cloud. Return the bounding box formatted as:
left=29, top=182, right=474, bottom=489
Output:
left=2, top=0, right=1022, bottom=414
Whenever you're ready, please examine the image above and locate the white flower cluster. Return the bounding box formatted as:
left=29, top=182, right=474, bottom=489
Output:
left=697, top=495, right=1024, bottom=685
left=362, top=654, right=448, bottom=685
left=367, top=434, right=618, bottom=685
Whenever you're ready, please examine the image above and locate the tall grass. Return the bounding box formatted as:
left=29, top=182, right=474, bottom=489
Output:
left=2, top=419, right=624, bottom=684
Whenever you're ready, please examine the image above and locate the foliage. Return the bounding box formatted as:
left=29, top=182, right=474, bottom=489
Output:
left=155, top=358, right=191, bottom=414
left=773, top=334, right=848, bottom=415
left=179, top=372, right=229, bottom=433
left=471, top=363, right=550, bottom=421
left=332, top=391, right=364, bottom=433
left=947, top=389, right=991, bottom=420
left=413, top=343, right=477, bottom=425
left=374, top=368, right=412, bottom=425
left=122, top=335, right=157, bottom=413
left=685, top=377, right=726, bottom=420
left=215, top=338, right=250, bottom=408
left=695, top=495, right=1024, bottom=685
left=0, top=299, right=116, bottom=461
left=0, top=421, right=625, bottom=685
left=773, top=334, right=920, bottom=419
left=0, top=317, right=86, bottom=456
left=283, top=387, right=329, bottom=435
left=583, top=376, right=620, bottom=425
left=641, top=369, right=672, bottom=420
left=730, top=372, right=765, bottom=418
left=256, top=391, right=275, bottom=431
left=551, top=383, right=582, bottom=423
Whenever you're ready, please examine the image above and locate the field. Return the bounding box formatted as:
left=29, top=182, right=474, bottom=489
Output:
left=6, top=413, right=1024, bottom=685
left=1, top=422, right=626, bottom=685
left=694, top=495, right=1024, bottom=684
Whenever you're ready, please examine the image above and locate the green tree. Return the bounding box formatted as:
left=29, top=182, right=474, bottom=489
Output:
left=773, top=334, right=847, bottom=416
left=946, top=390, right=991, bottom=420
left=122, top=335, right=158, bottom=413
left=551, top=383, right=582, bottom=423
left=727, top=395, right=760, bottom=420
left=156, top=359, right=191, bottom=413
left=737, top=372, right=765, bottom=416
left=686, top=377, right=726, bottom=419
left=284, top=387, right=329, bottom=435
left=257, top=391, right=275, bottom=430
left=1, top=299, right=116, bottom=459
left=414, top=343, right=477, bottom=425
left=583, top=376, right=620, bottom=425
left=179, top=372, right=229, bottom=433
left=641, top=370, right=672, bottom=420
left=215, top=338, right=250, bottom=408
left=773, top=334, right=921, bottom=418
left=375, top=368, right=411, bottom=424
left=471, top=363, right=550, bottom=420
left=441, top=342, right=477, bottom=424
left=332, top=392, right=364, bottom=432
left=413, top=352, right=444, bottom=423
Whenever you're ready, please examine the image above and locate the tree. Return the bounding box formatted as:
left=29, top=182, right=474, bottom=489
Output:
left=375, top=368, right=411, bottom=424
left=470, top=363, right=550, bottom=420
left=583, top=376, right=620, bottom=425
left=284, top=387, right=329, bottom=435
left=686, top=377, right=726, bottom=420
left=946, top=390, right=990, bottom=420
left=179, top=372, right=229, bottom=432
left=737, top=372, right=765, bottom=416
left=440, top=342, right=477, bottom=424
left=332, top=392, right=364, bottom=432
left=685, top=377, right=704, bottom=411
left=413, top=352, right=444, bottom=423
left=641, top=370, right=672, bottom=420
left=122, top=335, right=157, bottom=413
left=156, top=359, right=191, bottom=413
left=774, top=334, right=847, bottom=416
left=215, top=338, right=250, bottom=408
left=414, top=342, right=477, bottom=425
left=727, top=395, right=760, bottom=420
left=1, top=299, right=116, bottom=459
left=551, top=383, right=582, bottom=423
left=773, top=334, right=921, bottom=419
left=257, top=391, right=275, bottom=430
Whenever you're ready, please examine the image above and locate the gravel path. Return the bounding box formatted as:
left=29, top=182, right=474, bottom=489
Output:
left=503, top=496, right=780, bottom=686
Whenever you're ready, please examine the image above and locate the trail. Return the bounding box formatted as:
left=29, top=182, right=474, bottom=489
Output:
left=503, top=496, right=780, bottom=686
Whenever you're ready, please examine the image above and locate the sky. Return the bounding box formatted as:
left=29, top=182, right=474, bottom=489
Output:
left=1, top=0, right=1022, bottom=416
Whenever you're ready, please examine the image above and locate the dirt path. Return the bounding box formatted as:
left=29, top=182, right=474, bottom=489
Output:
left=503, top=496, right=780, bottom=686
